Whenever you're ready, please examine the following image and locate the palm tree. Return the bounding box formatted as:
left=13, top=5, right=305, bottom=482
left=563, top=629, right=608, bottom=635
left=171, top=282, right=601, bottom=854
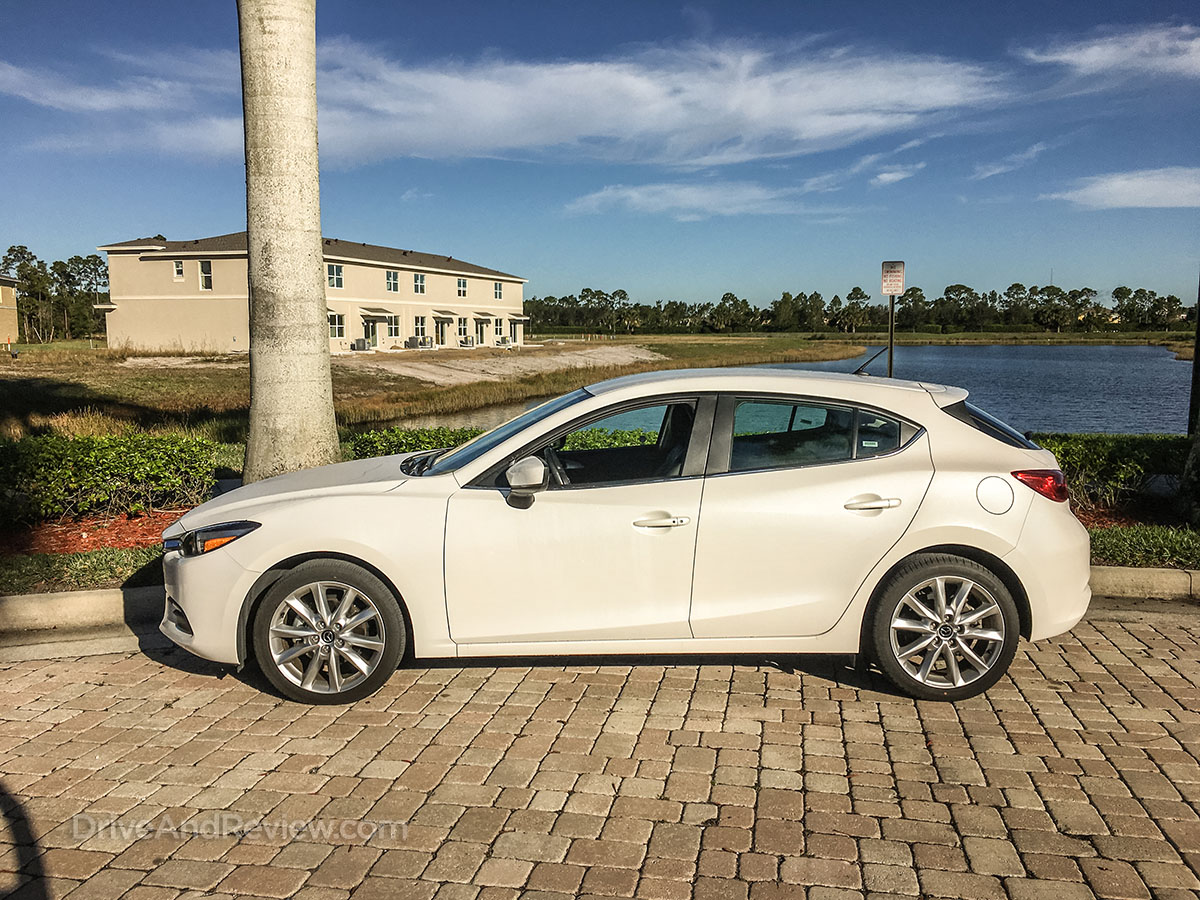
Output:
left=238, top=0, right=339, bottom=482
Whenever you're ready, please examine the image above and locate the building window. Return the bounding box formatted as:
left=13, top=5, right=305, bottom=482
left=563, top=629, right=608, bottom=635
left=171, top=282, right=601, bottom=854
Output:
left=457, top=278, right=468, bottom=297
left=414, top=273, right=426, bottom=294
left=386, top=270, right=399, bottom=292
left=386, top=315, right=401, bottom=338
left=173, top=260, right=184, bottom=280
left=327, top=264, right=344, bottom=289
left=328, top=313, right=345, bottom=338
left=414, top=316, right=426, bottom=337
left=457, top=317, right=468, bottom=339
left=199, top=260, right=213, bottom=291
left=494, top=281, right=503, bottom=300
left=494, top=318, right=503, bottom=338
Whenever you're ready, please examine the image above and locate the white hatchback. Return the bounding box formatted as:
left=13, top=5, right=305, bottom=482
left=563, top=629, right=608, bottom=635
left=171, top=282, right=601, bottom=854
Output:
left=161, top=368, right=1091, bottom=704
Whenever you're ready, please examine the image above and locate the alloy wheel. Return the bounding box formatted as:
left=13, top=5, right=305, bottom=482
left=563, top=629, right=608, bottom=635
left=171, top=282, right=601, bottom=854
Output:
left=267, top=581, right=387, bottom=695
left=888, top=575, right=1006, bottom=689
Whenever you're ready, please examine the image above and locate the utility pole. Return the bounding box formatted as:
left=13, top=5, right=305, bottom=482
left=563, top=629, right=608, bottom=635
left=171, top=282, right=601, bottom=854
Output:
left=1188, top=265, right=1200, bottom=435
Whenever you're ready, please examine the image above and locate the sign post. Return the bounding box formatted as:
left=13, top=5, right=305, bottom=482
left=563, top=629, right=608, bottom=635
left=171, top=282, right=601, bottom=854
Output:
left=881, top=261, right=904, bottom=378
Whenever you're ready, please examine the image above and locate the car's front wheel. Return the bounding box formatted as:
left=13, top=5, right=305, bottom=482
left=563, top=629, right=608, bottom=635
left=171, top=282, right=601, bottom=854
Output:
left=868, top=554, right=1019, bottom=702
left=251, top=560, right=406, bottom=704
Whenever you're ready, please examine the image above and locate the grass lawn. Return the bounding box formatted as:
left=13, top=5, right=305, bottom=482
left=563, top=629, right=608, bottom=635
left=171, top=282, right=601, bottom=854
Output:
left=0, top=546, right=163, bottom=595
left=0, top=335, right=864, bottom=443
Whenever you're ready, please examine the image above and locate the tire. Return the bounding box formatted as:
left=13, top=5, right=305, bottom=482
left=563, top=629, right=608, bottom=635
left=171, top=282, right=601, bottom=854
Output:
left=868, top=553, right=1019, bottom=702
left=251, top=559, right=406, bottom=704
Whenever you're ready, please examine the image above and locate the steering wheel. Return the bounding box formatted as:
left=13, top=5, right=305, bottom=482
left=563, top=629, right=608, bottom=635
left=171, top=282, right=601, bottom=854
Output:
left=543, top=446, right=570, bottom=486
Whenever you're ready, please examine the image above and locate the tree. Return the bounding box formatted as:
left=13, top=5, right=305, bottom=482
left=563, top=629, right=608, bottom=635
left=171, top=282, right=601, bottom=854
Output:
left=895, top=287, right=927, bottom=331
left=239, top=0, right=339, bottom=482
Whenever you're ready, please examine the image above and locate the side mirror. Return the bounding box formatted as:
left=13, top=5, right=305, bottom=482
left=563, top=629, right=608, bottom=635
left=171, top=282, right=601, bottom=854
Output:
left=505, top=456, right=548, bottom=509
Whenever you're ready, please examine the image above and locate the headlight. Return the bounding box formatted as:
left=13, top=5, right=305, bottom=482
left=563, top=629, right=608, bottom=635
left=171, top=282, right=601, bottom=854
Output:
left=164, top=521, right=260, bottom=557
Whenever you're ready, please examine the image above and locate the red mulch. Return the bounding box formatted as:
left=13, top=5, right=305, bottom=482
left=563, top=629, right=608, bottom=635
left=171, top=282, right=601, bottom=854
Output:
left=0, top=509, right=186, bottom=555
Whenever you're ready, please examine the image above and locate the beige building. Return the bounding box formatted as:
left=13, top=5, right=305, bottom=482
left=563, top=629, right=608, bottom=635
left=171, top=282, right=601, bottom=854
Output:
left=97, top=232, right=528, bottom=353
left=0, top=274, right=18, bottom=346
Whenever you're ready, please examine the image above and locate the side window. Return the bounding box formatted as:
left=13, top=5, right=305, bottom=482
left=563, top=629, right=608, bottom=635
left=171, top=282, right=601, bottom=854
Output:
left=730, top=400, right=853, bottom=472
left=538, top=401, right=696, bottom=487
left=857, top=411, right=902, bottom=458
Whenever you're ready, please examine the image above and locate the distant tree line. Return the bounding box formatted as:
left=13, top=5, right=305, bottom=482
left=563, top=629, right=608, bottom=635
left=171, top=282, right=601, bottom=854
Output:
left=527, top=284, right=1192, bottom=335
left=2, top=245, right=109, bottom=343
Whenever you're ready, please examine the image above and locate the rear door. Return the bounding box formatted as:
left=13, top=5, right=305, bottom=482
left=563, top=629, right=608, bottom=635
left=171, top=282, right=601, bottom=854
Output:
left=689, top=395, right=933, bottom=638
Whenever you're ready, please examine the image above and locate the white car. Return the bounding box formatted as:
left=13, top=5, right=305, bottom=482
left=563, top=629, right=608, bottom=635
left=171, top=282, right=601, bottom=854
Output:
left=161, top=368, right=1090, bottom=704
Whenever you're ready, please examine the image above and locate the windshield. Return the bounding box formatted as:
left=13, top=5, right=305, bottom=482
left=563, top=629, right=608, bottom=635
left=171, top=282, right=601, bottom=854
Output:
left=423, top=389, right=591, bottom=476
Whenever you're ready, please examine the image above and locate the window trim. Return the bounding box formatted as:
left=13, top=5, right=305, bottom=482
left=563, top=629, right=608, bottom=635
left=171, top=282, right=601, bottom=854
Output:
left=385, top=270, right=399, bottom=292
left=328, top=312, right=345, bottom=338
left=198, top=259, right=213, bottom=291
left=469, top=393, right=718, bottom=491
left=457, top=277, right=468, bottom=297
left=327, top=263, right=344, bottom=289
left=414, top=272, right=426, bottom=294
left=706, top=392, right=922, bottom=477
left=413, top=315, right=426, bottom=337
left=173, top=260, right=184, bottom=281
left=494, top=281, right=503, bottom=300
left=385, top=315, right=401, bottom=338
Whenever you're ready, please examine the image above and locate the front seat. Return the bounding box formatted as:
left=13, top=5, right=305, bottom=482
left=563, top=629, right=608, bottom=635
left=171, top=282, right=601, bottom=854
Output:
left=652, top=405, right=695, bottom=478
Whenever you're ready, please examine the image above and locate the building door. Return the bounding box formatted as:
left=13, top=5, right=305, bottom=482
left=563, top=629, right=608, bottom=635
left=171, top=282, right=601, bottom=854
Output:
left=435, top=319, right=448, bottom=346
left=475, top=320, right=487, bottom=345
left=510, top=321, right=519, bottom=344
left=364, top=319, right=378, bottom=348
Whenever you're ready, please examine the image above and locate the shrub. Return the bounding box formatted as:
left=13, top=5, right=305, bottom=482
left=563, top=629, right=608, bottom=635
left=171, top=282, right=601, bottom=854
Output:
left=1031, top=433, right=1188, bottom=509
left=348, top=427, right=485, bottom=460
left=0, top=434, right=217, bottom=525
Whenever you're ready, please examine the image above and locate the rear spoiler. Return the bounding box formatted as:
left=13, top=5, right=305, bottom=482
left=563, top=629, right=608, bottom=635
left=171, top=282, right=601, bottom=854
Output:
left=919, top=383, right=969, bottom=407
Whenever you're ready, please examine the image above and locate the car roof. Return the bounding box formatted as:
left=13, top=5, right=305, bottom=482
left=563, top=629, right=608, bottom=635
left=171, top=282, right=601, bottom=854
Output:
left=587, top=367, right=968, bottom=406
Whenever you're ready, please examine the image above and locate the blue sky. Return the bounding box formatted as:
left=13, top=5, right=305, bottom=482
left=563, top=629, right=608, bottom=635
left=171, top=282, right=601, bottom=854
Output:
left=1, top=1, right=1198, bottom=305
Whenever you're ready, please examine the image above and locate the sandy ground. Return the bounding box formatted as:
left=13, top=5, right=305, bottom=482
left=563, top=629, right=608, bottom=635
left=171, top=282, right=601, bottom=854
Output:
left=338, top=343, right=666, bottom=386
left=122, top=355, right=247, bottom=369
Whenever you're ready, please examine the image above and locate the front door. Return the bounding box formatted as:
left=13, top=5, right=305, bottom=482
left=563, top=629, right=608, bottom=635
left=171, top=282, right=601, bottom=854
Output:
left=689, top=396, right=933, bottom=638
left=435, top=319, right=448, bottom=346
left=444, top=398, right=710, bottom=644
left=476, top=320, right=487, bottom=345
left=364, top=320, right=378, bottom=348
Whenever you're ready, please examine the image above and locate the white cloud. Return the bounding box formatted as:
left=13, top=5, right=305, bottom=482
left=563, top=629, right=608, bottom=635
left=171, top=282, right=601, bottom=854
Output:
left=1021, top=24, right=1200, bottom=78
left=314, top=39, right=1003, bottom=167
left=970, top=141, right=1049, bottom=180
left=870, top=163, right=926, bottom=187
left=566, top=181, right=847, bottom=221
left=1044, top=167, right=1200, bottom=208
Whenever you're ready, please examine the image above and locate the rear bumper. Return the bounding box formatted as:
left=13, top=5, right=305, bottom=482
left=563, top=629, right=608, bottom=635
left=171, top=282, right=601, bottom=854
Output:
left=1006, top=501, right=1092, bottom=642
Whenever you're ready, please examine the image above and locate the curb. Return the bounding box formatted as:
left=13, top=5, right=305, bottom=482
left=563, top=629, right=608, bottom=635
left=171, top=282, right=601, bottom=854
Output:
left=0, top=567, right=1195, bottom=657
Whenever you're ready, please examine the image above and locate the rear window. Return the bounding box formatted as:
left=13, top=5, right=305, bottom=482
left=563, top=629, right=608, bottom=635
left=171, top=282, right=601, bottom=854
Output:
left=944, top=400, right=1039, bottom=449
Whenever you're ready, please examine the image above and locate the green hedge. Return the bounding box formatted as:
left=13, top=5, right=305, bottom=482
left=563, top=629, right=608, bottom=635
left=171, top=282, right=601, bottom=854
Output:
left=0, top=434, right=217, bottom=525
left=1031, top=433, right=1188, bottom=508
left=348, top=427, right=485, bottom=460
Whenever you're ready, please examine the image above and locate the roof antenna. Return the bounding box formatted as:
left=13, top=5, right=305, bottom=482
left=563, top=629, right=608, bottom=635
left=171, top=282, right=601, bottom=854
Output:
left=853, top=346, right=889, bottom=376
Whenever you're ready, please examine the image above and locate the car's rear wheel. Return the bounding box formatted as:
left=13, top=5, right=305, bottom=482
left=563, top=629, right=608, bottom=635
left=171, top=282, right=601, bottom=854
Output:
left=251, top=560, right=405, bottom=704
left=869, top=554, right=1019, bottom=702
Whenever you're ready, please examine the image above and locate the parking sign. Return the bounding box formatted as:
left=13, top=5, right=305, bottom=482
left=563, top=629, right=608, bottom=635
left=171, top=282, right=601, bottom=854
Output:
left=882, top=261, right=905, bottom=296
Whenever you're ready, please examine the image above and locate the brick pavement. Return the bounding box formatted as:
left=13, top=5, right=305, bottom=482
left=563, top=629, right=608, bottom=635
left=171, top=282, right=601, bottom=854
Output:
left=0, top=608, right=1198, bottom=899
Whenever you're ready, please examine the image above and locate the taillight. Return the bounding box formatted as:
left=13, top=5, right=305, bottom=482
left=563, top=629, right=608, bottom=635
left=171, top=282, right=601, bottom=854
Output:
left=1012, top=469, right=1069, bottom=502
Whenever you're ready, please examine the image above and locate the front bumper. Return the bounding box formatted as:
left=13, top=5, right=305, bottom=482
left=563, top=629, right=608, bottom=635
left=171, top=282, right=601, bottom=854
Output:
left=160, top=545, right=262, bottom=665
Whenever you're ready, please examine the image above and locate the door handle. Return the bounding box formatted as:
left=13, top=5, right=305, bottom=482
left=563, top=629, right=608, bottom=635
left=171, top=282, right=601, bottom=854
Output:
left=633, top=515, right=691, bottom=528
left=843, top=498, right=901, bottom=510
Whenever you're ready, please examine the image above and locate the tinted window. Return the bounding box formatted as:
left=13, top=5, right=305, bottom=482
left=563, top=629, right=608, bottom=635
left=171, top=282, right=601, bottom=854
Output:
left=944, top=400, right=1039, bottom=449
left=540, top=401, right=696, bottom=486
left=730, top=400, right=853, bottom=471
left=857, top=412, right=902, bottom=458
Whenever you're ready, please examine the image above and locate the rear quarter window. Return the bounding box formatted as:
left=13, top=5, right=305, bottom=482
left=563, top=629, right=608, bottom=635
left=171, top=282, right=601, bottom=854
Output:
left=943, top=400, right=1039, bottom=449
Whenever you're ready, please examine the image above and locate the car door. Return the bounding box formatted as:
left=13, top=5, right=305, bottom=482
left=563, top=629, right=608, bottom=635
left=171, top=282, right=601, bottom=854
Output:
left=689, top=394, right=933, bottom=638
left=444, top=396, right=715, bottom=645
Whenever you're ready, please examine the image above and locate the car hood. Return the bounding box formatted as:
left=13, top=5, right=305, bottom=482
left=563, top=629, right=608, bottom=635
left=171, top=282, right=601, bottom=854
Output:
left=165, top=455, right=408, bottom=536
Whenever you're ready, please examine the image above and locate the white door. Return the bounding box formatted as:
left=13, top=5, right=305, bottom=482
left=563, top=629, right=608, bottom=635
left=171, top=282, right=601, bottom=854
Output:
left=444, top=399, right=707, bottom=644
left=689, top=397, right=934, bottom=638
left=476, top=320, right=487, bottom=345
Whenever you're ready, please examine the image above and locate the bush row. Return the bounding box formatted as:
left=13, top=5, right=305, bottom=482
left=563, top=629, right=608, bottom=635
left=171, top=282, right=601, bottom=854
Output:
left=1030, top=432, right=1188, bottom=508
left=0, top=434, right=217, bottom=526
left=0, top=428, right=1190, bottom=527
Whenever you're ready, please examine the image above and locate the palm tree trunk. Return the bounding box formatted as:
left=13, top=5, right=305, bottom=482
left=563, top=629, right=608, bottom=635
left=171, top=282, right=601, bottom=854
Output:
left=238, top=0, right=339, bottom=482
